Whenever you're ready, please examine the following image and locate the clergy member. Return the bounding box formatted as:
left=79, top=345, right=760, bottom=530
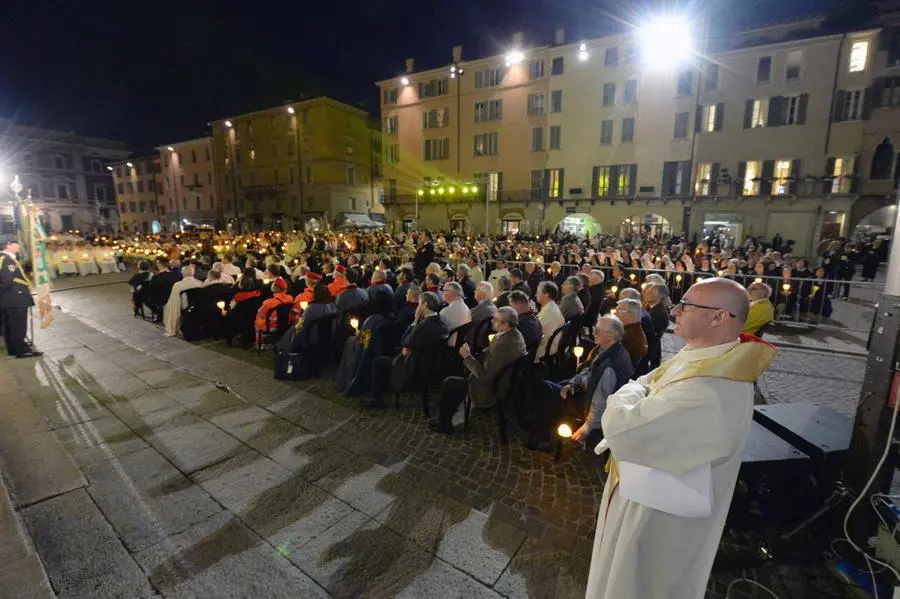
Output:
left=163, top=263, right=203, bottom=337
left=586, top=278, right=776, bottom=599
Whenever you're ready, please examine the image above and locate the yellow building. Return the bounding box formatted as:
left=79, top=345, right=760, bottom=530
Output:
left=377, top=20, right=900, bottom=255
left=156, top=137, right=219, bottom=231
left=210, top=97, right=383, bottom=232
left=110, top=156, right=163, bottom=234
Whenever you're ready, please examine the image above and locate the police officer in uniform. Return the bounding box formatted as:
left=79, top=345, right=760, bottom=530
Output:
left=0, top=240, right=42, bottom=358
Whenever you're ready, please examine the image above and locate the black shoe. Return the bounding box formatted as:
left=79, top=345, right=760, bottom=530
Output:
left=428, top=418, right=454, bottom=435
left=524, top=438, right=554, bottom=454
left=16, top=351, right=43, bottom=359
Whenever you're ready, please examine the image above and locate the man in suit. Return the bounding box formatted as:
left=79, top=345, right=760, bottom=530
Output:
left=429, top=306, right=526, bottom=434
left=0, top=240, right=41, bottom=358
left=614, top=298, right=648, bottom=368
left=367, top=291, right=447, bottom=407
left=148, top=258, right=181, bottom=324
left=525, top=262, right=546, bottom=297
left=510, top=290, right=542, bottom=350
left=336, top=268, right=369, bottom=322
left=393, top=267, right=413, bottom=311
left=456, top=263, right=477, bottom=308
left=413, top=232, right=434, bottom=282
left=510, top=268, right=530, bottom=297
left=584, top=269, right=607, bottom=328
left=642, top=283, right=671, bottom=370
left=560, top=276, right=585, bottom=321
left=468, top=282, right=497, bottom=348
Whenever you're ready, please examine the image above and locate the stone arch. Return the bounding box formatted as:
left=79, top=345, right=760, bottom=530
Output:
left=621, top=213, right=672, bottom=238
left=871, top=137, right=894, bottom=179
left=555, top=213, right=601, bottom=237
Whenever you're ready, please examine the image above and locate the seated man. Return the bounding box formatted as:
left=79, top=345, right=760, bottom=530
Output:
left=535, top=281, right=564, bottom=362
left=614, top=298, right=648, bottom=369
left=163, top=263, right=203, bottom=337
left=642, top=283, right=671, bottom=371
left=440, top=281, right=471, bottom=346
left=560, top=276, right=585, bottom=321
left=509, top=290, right=542, bottom=350
left=510, top=268, right=530, bottom=297
left=429, top=306, right=526, bottom=435
left=147, top=257, right=180, bottom=323
left=327, top=264, right=349, bottom=298
left=336, top=268, right=369, bottom=322
left=129, top=260, right=153, bottom=317
left=468, top=281, right=497, bottom=349
left=367, top=292, right=448, bottom=408
left=743, top=281, right=775, bottom=335
left=254, top=278, right=293, bottom=346
left=494, top=276, right=512, bottom=308
left=525, top=315, right=632, bottom=453
left=367, top=268, right=393, bottom=302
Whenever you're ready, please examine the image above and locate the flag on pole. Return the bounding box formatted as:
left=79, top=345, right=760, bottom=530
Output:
left=29, top=207, right=54, bottom=329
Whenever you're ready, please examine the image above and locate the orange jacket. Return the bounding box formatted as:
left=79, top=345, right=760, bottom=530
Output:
left=255, top=292, right=293, bottom=332
left=327, top=277, right=347, bottom=298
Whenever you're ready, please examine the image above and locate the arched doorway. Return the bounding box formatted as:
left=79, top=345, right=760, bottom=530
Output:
left=621, top=213, right=672, bottom=238
left=500, top=211, right=523, bottom=234
left=853, top=204, right=896, bottom=242
left=871, top=138, right=894, bottom=179
left=556, top=213, right=600, bottom=237
left=449, top=214, right=469, bottom=234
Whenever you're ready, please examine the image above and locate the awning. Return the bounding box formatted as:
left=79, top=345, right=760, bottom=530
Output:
left=370, top=213, right=387, bottom=223
left=337, top=213, right=384, bottom=229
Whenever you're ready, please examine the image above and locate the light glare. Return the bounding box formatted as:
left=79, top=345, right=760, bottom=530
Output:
left=505, top=49, right=524, bottom=67
left=400, top=76, right=410, bottom=85
left=287, top=106, right=295, bottom=114
left=638, top=15, right=692, bottom=69
left=225, top=120, right=233, bottom=128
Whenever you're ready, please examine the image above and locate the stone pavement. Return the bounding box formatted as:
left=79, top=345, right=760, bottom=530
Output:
left=0, top=279, right=870, bottom=598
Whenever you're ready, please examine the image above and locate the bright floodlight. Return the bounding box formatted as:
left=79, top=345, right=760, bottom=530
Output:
left=106, top=165, right=113, bottom=171
left=287, top=106, right=295, bottom=114
left=400, top=76, right=409, bottom=86
left=638, top=15, right=692, bottom=68
left=578, top=43, right=589, bottom=62
left=126, top=162, right=133, bottom=167
left=505, top=49, right=524, bottom=67
left=225, top=120, right=233, bottom=128
left=167, top=146, right=175, bottom=152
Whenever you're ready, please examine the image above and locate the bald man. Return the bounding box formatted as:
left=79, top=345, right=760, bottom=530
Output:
left=586, top=278, right=776, bottom=599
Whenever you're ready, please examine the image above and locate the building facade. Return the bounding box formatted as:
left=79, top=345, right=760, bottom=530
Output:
left=210, top=97, right=383, bottom=232
left=110, top=157, right=162, bottom=234
left=0, top=119, right=129, bottom=235
left=377, top=20, right=900, bottom=256
left=156, top=137, right=220, bottom=231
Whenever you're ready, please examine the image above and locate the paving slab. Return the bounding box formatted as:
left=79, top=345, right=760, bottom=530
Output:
left=435, top=507, right=527, bottom=585
left=315, top=460, right=396, bottom=517
left=145, top=418, right=244, bottom=474
left=0, top=429, right=86, bottom=508
left=210, top=406, right=308, bottom=454
left=395, top=557, right=504, bottom=599
left=84, top=447, right=223, bottom=552
left=21, top=489, right=155, bottom=599
left=163, top=381, right=247, bottom=416
left=134, top=511, right=327, bottom=598
left=493, top=535, right=592, bottom=599
left=54, top=415, right=150, bottom=468
left=0, top=554, right=55, bottom=599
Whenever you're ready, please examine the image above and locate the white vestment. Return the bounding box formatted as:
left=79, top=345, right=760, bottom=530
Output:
left=586, top=340, right=755, bottom=599
left=163, top=277, right=203, bottom=336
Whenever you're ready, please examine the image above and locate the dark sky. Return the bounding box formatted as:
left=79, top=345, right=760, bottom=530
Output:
left=0, top=0, right=828, bottom=155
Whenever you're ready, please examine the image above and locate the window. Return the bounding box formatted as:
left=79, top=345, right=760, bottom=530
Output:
left=527, top=93, right=545, bottom=115
left=425, top=138, right=451, bottom=160
left=530, top=169, right=544, bottom=198
left=418, top=78, right=449, bottom=98
left=119, top=202, right=127, bottom=214
left=695, top=164, right=712, bottom=195
left=662, top=161, right=692, bottom=195
left=547, top=168, right=563, bottom=198
left=117, top=183, right=124, bottom=194
left=129, top=202, right=137, bottom=213
left=783, top=95, right=801, bottom=125
left=53, top=156, right=64, bottom=169
left=423, top=108, right=449, bottom=128
left=772, top=160, right=792, bottom=195
left=305, top=165, right=313, bottom=184
left=626, top=46, right=638, bottom=64
left=273, top=168, right=279, bottom=183
left=676, top=69, right=692, bottom=95
left=474, top=100, right=502, bottom=122
left=205, top=147, right=211, bottom=161
left=600, top=120, right=613, bottom=145
left=474, top=172, right=501, bottom=202
left=551, top=56, right=564, bottom=75
left=474, top=68, right=502, bottom=89
left=674, top=112, right=689, bottom=139
left=621, top=118, right=635, bottom=142
left=531, top=127, right=544, bottom=151
left=234, top=148, right=241, bottom=166
left=346, top=166, right=355, bottom=186
left=706, top=63, right=719, bottom=90
left=116, top=166, right=123, bottom=178
left=615, top=165, right=634, bottom=197
left=595, top=166, right=611, bottom=196
left=602, top=82, right=615, bottom=106
left=344, top=137, right=354, bottom=156
left=881, top=78, right=900, bottom=107
left=831, top=157, right=853, bottom=193
left=191, top=149, right=197, bottom=163
left=302, top=137, right=311, bottom=153
left=95, top=186, right=107, bottom=202
left=137, top=180, right=144, bottom=193
left=289, top=167, right=296, bottom=184
left=849, top=41, right=869, bottom=73
left=126, top=181, right=134, bottom=193
left=473, top=133, right=499, bottom=156
left=91, top=160, right=102, bottom=173
left=750, top=98, right=769, bottom=127
left=742, top=160, right=762, bottom=195
left=383, top=87, right=398, bottom=104
left=529, top=59, right=544, bottom=79
left=192, top=173, right=199, bottom=185
left=385, top=115, right=398, bottom=134
left=757, top=56, right=772, bottom=84
left=549, top=126, right=561, bottom=150
left=624, top=79, right=637, bottom=104
left=841, top=89, right=864, bottom=121
left=551, top=90, right=563, bottom=113
left=207, top=173, right=212, bottom=185
left=604, top=47, right=619, bottom=66
left=287, top=139, right=295, bottom=156
left=386, top=144, right=399, bottom=164
left=700, top=104, right=717, bottom=132
left=785, top=50, right=802, bottom=82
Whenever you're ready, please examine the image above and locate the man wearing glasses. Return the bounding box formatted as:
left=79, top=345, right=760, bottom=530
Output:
left=586, top=278, right=776, bottom=599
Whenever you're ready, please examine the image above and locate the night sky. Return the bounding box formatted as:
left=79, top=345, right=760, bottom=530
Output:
left=0, top=0, right=828, bottom=155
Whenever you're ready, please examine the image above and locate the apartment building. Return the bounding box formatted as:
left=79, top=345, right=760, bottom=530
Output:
left=377, top=19, right=900, bottom=256
left=0, top=119, right=128, bottom=235
left=156, top=137, right=219, bottom=230
left=110, top=157, right=162, bottom=234
left=210, top=97, right=383, bottom=232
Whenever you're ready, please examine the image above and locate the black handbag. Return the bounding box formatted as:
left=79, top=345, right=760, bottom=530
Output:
left=274, top=352, right=311, bottom=381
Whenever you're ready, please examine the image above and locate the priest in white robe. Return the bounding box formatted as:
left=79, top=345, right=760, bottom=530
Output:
left=163, top=263, right=203, bottom=337
left=586, top=278, right=776, bottom=599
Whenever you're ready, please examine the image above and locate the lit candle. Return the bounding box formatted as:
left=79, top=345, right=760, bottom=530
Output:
left=573, top=346, right=584, bottom=359
left=488, top=333, right=496, bottom=343
left=782, top=283, right=791, bottom=292
left=557, top=423, right=573, bottom=438
left=350, top=317, right=359, bottom=330
left=300, top=301, right=309, bottom=311
left=754, top=277, right=763, bottom=283
left=216, top=301, right=226, bottom=310
left=611, top=285, right=618, bottom=294
left=675, top=274, right=682, bottom=283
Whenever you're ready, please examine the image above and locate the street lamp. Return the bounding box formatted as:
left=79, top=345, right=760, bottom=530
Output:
left=504, top=49, right=524, bottom=67
left=637, top=14, right=693, bottom=69
left=400, top=76, right=409, bottom=86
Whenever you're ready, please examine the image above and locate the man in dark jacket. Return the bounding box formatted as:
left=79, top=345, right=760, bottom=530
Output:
left=510, top=268, right=530, bottom=297
left=367, top=292, right=447, bottom=407
left=413, top=232, right=434, bottom=282
left=393, top=268, right=413, bottom=311
left=583, top=269, right=607, bottom=328
left=509, top=290, right=542, bottom=350
left=147, top=258, right=180, bottom=323
left=525, top=315, right=632, bottom=453
left=0, top=240, right=41, bottom=358
left=456, top=263, right=477, bottom=308
left=430, top=306, right=526, bottom=434
left=643, top=283, right=671, bottom=370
